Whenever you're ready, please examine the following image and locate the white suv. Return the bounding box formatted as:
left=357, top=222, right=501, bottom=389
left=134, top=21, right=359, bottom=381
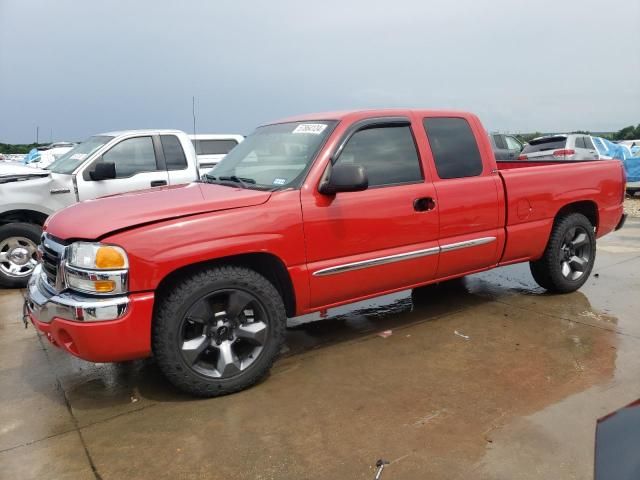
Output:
left=519, top=134, right=601, bottom=161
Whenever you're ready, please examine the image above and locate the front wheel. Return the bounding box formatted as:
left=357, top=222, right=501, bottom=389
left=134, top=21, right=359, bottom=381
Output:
left=153, top=266, right=286, bottom=397
left=529, top=213, right=595, bottom=293
left=0, top=223, right=42, bottom=288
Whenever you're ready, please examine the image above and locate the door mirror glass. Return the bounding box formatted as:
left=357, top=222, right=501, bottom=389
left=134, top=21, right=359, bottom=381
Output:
left=89, top=160, right=116, bottom=181
left=319, top=163, right=368, bottom=195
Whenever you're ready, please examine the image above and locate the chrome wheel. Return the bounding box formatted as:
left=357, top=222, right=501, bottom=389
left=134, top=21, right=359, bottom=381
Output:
left=179, top=289, right=268, bottom=378
left=559, top=226, right=591, bottom=281
left=0, top=236, right=38, bottom=278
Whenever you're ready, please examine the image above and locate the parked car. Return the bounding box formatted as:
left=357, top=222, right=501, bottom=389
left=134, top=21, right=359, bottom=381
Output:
left=24, top=142, right=77, bottom=169
left=26, top=109, right=626, bottom=396
left=518, top=134, right=600, bottom=161
left=489, top=133, right=523, bottom=160
left=0, top=129, right=200, bottom=287
left=189, top=134, right=243, bottom=175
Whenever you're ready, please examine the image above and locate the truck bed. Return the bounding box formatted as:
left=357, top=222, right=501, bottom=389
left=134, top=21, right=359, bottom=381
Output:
left=496, top=159, right=625, bottom=265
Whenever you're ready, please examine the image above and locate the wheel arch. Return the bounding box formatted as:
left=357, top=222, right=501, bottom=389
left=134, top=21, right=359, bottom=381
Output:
left=154, top=252, right=297, bottom=318
left=0, top=209, right=48, bottom=227
left=554, top=201, right=598, bottom=229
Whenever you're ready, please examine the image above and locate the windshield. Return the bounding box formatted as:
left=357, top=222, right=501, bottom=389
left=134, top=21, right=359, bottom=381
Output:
left=205, top=121, right=337, bottom=189
left=47, top=136, right=114, bottom=174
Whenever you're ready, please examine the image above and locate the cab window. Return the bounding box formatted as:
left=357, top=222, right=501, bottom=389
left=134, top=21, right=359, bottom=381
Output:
left=102, top=136, right=158, bottom=178
left=334, top=126, right=423, bottom=187
left=423, top=118, right=483, bottom=179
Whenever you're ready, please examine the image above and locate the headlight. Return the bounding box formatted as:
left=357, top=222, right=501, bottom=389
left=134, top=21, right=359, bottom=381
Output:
left=65, top=242, right=129, bottom=294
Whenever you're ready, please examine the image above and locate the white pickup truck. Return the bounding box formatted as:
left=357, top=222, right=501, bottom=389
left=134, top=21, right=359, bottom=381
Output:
left=0, top=129, right=205, bottom=287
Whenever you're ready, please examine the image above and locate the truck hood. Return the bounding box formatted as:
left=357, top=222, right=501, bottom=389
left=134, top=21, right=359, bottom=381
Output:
left=46, top=183, right=272, bottom=240
left=0, top=162, right=50, bottom=183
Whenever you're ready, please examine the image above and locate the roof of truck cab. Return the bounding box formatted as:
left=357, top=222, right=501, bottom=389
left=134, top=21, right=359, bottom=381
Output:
left=97, top=129, right=186, bottom=137
left=268, top=109, right=476, bottom=125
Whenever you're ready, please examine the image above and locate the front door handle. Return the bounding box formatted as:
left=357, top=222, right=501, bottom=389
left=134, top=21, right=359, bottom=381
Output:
left=413, top=197, right=436, bottom=212
left=150, top=180, right=167, bottom=187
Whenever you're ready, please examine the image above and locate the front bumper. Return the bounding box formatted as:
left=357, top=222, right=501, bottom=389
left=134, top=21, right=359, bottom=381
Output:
left=26, top=265, right=155, bottom=362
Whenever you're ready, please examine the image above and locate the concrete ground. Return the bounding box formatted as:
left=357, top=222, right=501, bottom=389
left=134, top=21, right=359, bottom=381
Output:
left=1, top=219, right=639, bottom=480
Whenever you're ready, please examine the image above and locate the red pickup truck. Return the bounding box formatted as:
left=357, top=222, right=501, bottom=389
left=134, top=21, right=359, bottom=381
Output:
left=26, top=110, right=627, bottom=396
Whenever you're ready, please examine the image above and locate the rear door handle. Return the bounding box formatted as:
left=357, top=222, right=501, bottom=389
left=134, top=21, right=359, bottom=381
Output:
left=413, top=197, right=436, bottom=212
left=150, top=180, right=167, bottom=187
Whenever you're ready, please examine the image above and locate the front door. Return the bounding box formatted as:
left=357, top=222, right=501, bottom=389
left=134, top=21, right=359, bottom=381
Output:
left=76, top=135, right=169, bottom=201
left=301, top=119, right=440, bottom=309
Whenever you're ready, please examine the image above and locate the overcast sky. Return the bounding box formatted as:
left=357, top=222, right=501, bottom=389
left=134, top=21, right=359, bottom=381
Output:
left=1, top=0, right=638, bottom=143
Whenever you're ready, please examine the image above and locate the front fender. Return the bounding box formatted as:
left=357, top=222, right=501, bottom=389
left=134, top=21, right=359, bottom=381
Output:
left=104, top=189, right=308, bottom=293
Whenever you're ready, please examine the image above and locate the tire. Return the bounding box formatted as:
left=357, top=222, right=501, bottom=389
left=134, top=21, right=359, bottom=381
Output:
left=627, top=189, right=638, bottom=197
left=153, top=266, right=286, bottom=397
left=529, top=213, right=595, bottom=293
left=0, top=223, right=42, bottom=288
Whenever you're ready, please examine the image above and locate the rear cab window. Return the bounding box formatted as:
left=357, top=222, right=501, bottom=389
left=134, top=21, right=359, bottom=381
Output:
left=423, top=117, right=483, bottom=179
left=492, top=134, right=507, bottom=149
left=521, top=136, right=567, bottom=154
left=193, top=139, right=239, bottom=156
left=161, top=135, right=188, bottom=170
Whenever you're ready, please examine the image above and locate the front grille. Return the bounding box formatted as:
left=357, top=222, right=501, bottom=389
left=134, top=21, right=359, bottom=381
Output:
left=40, top=234, right=65, bottom=290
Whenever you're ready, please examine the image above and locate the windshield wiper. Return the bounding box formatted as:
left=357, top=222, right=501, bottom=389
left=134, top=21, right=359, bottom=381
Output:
left=218, top=175, right=255, bottom=187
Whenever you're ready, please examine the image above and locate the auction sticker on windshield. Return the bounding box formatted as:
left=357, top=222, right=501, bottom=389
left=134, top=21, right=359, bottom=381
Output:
left=292, top=124, right=327, bottom=135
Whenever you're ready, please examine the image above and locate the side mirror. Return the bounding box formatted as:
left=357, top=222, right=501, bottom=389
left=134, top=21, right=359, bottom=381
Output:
left=319, top=163, right=368, bottom=195
left=89, top=161, right=116, bottom=181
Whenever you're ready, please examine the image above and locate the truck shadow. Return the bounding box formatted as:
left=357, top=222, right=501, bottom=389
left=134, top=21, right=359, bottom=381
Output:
left=37, top=278, right=494, bottom=409
left=134, top=277, right=496, bottom=402
left=23, top=269, right=609, bottom=414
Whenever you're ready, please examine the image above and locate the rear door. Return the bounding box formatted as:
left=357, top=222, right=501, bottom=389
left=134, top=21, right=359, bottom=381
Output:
left=491, top=134, right=509, bottom=160
left=158, top=134, right=197, bottom=185
left=76, top=135, right=169, bottom=200
left=421, top=116, right=502, bottom=278
left=583, top=136, right=600, bottom=159
left=302, top=118, right=440, bottom=308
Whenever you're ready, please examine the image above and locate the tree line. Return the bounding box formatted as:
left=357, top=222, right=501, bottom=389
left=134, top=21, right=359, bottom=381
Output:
left=0, top=143, right=49, bottom=155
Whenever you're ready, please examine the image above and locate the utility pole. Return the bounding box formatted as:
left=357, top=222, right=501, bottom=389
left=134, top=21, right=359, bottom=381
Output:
left=50, top=128, right=53, bottom=143
left=36, top=126, right=39, bottom=145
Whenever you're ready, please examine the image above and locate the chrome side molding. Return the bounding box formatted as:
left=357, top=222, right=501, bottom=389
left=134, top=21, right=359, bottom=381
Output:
left=439, top=236, right=496, bottom=252
left=312, top=236, right=496, bottom=277
left=313, top=246, right=440, bottom=277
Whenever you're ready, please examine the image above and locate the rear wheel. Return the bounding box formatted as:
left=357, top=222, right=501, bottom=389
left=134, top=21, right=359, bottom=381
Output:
left=0, top=223, right=42, bottom=288
left=529, top=213, right=595, bottom=293
left=153, top=266, right=286, bottom=397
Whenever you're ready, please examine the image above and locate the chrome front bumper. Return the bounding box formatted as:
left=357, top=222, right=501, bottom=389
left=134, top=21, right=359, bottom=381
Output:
left=26, top=264, right=129, bottom=323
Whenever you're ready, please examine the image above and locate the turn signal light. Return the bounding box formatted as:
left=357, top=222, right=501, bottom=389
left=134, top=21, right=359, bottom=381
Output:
left=93, top=280, right=116, bottom=293
left=95, top=246, right=126, bottom=269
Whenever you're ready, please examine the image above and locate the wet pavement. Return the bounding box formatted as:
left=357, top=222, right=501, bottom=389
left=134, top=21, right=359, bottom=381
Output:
left=1, top=219, right=639, bottom=480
